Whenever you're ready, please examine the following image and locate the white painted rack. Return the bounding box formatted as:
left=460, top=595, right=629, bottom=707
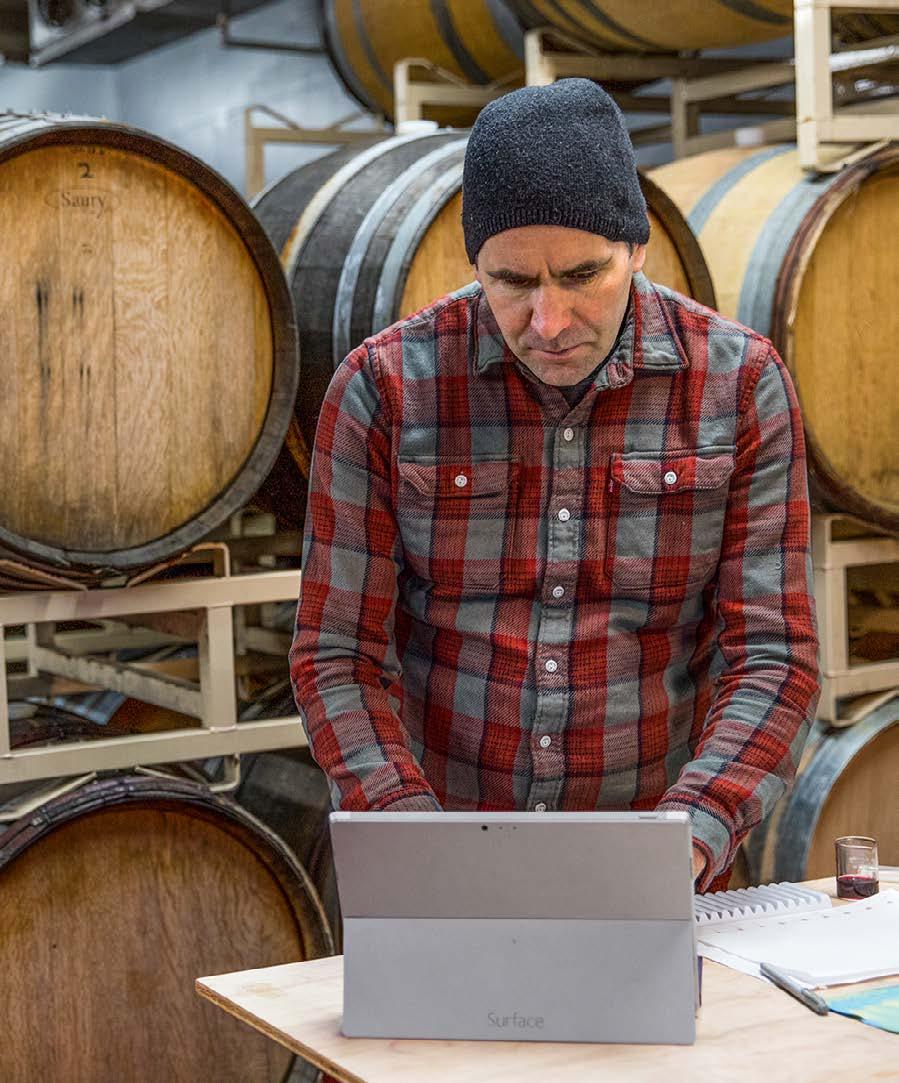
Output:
left=0, top=565, right=305, bottom=789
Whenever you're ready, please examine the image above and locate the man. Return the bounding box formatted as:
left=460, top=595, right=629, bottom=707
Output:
left=290, top=79, right=820, bottom=890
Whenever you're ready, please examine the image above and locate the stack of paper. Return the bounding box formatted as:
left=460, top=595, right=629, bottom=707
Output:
left=697, top=889, right=899, bottom=987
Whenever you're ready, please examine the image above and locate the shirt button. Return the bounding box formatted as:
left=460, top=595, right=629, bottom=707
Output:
left=539, top=735, right=552, bottom=749
left=454, top=474, right=468, bottom=488
left=562, top=427, right=575, bottom=442
left=551, top=585, right=564, bottom=599
left=534, top=803, right=547, bottom=813
left=558, top=508, right=570, bottom=522
left=663, top=470, right=678, bottom=485
left=544, top=659, right=558, bottom=673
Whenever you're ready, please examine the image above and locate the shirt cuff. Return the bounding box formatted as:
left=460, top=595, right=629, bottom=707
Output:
left=376, top=792, right=443, bottom=812
left=656, top=798, right=733, bottom=891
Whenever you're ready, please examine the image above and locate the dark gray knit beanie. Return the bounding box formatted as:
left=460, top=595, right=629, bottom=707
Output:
left=462, top=78, right=650, bottom=263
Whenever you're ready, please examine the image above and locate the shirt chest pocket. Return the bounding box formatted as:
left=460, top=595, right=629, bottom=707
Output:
left=397, top=458, right=520, bottom=593
left=606, top=449, right=735, bottom=598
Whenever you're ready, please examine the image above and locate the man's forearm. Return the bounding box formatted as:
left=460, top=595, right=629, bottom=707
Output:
left=290, top=343, right=440, bottom=812
left=658, top=348, right=820, bottom=889
left=292, top=667, right=440, bottom=811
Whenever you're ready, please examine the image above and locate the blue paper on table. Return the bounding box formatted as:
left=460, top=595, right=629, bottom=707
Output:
left=824, top=983, right=899, bottom=1034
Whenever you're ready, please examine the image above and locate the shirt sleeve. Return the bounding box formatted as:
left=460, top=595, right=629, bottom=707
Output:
left=289, top=342, right=441, bottom=812
left=656, top=345, right=820, bottom=889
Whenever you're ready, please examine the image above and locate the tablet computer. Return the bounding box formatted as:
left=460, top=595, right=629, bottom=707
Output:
left=330, top=810, right=698, bottom=1043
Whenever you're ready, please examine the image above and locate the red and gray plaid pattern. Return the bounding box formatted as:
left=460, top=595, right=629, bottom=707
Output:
left=290, top=273, right=820, bottom=888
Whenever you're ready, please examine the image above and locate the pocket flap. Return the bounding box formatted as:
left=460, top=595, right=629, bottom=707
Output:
left=398, top=458, right=514, bottom=498
left=611, top=451, right=735, bottom=495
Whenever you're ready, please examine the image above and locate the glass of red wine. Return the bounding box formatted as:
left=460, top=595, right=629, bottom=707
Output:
left=835, top=836, right=879, bottom=900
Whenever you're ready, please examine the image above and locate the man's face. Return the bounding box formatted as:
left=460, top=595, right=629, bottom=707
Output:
left=474, top=225, right=646, bottom=386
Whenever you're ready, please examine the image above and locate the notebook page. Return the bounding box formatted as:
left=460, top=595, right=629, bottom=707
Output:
left=697, top=890, right=899, bottom=986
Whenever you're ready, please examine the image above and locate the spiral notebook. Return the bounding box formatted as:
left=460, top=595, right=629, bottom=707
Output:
left=697, top=890, right=899, bottom=986
left=693, top=881, right=831, bottom=927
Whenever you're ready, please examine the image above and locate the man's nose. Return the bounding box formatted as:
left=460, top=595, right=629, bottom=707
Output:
left=529, top=286, right=571, bottom=342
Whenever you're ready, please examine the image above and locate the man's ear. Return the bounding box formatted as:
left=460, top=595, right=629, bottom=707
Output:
left=473, top=257, right=481, bottom=285
left=631, top=243, right=648, bottom=274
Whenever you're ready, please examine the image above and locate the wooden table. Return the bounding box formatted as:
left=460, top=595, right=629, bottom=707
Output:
left=196, top=878, right=898, bottom=1082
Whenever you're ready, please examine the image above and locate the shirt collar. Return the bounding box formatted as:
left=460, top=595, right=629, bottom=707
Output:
left=473, top=271, right=689, bottom=386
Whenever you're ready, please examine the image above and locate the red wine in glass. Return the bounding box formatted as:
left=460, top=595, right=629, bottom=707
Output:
left=836, top=874, right=879, bottom=900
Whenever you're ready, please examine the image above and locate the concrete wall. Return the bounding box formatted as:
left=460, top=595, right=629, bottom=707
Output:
left=0, top=59, right=117, bottom=119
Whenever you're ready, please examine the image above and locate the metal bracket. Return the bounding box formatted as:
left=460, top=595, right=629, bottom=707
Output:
left=217, top=8, right=324, bottom=56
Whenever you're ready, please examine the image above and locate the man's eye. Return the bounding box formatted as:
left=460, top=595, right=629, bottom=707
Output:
left=504, top=277, right=531, bottom=288
left=567, top=272, right=597, bottom=284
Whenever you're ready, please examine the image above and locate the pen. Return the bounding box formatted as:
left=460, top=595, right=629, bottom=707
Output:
left=760, top=962, right=829, bottom=1016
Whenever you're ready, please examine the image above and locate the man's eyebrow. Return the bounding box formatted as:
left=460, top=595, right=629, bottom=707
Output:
left=486, top=268, right=537, bottom=281
left=485, top=258, right=612, bottom=281
left=556, top=258, right=611, bottom=276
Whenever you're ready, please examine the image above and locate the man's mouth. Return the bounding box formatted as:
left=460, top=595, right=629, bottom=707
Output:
left=528, top=343, right=586, bottom=358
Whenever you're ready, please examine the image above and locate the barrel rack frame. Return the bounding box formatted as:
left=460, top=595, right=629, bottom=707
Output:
left=245, top=14, right=898, bottom=194
left=813, top=514, right=899, bottom=725
left=0, top=554, right=307, bottom=809
left=244, top=103, right=390, bottom=200
left=795, top=0, right=899, bottom=170
left=388, top=29, right=800, bottom=158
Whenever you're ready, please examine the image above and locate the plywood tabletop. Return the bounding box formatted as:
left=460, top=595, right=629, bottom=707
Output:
left=197, top=877, right=898, bottom=1083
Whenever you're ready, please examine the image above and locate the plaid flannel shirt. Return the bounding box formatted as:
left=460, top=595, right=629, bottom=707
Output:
left=290, top=272, right=820, bottom=888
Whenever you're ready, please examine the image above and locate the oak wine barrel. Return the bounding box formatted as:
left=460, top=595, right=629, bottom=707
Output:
left=321, top=0, right=899, bottom=123
left=742, top=700, right=899, bottom=884
left=0, top=113, right=298, bottom=578
left=650, top=143, right=899, bottom=533
left=0, top=707, right=331, bottom=1083
left=321, top=0, right=523, bottom=124
left=252, top=132, right=715, bottom=528
left=506, top=1, right=899, bottom=53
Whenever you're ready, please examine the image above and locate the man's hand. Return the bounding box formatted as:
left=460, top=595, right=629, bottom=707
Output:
left=692, top=844, right=707, bottom=884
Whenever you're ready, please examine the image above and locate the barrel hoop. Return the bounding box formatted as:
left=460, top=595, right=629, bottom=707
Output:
left=772, top=699, right=899, bottom=881
left=429, top=0, right=490, bottom=83
left=332, top=138, right=468, bottom=364
left=714, top=0, right=790, bottom=25
left=508, top=0, right=554, bottom=35
left=372, top=156, right=467, bottom=333
left=320, top=0, right=374, bottom=112
left=639, top=171, right=717, bottom=309
left=737, top=165, right=842, bottom=336
left=351, top=0, right=392, bottom=91
left=486, top=0, right=526, bottom=59
left=687, top=144, right=793, bottom=235
left=565, top=1, right=660, bottom=50
left=279, top=133, right=426, bottom=278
